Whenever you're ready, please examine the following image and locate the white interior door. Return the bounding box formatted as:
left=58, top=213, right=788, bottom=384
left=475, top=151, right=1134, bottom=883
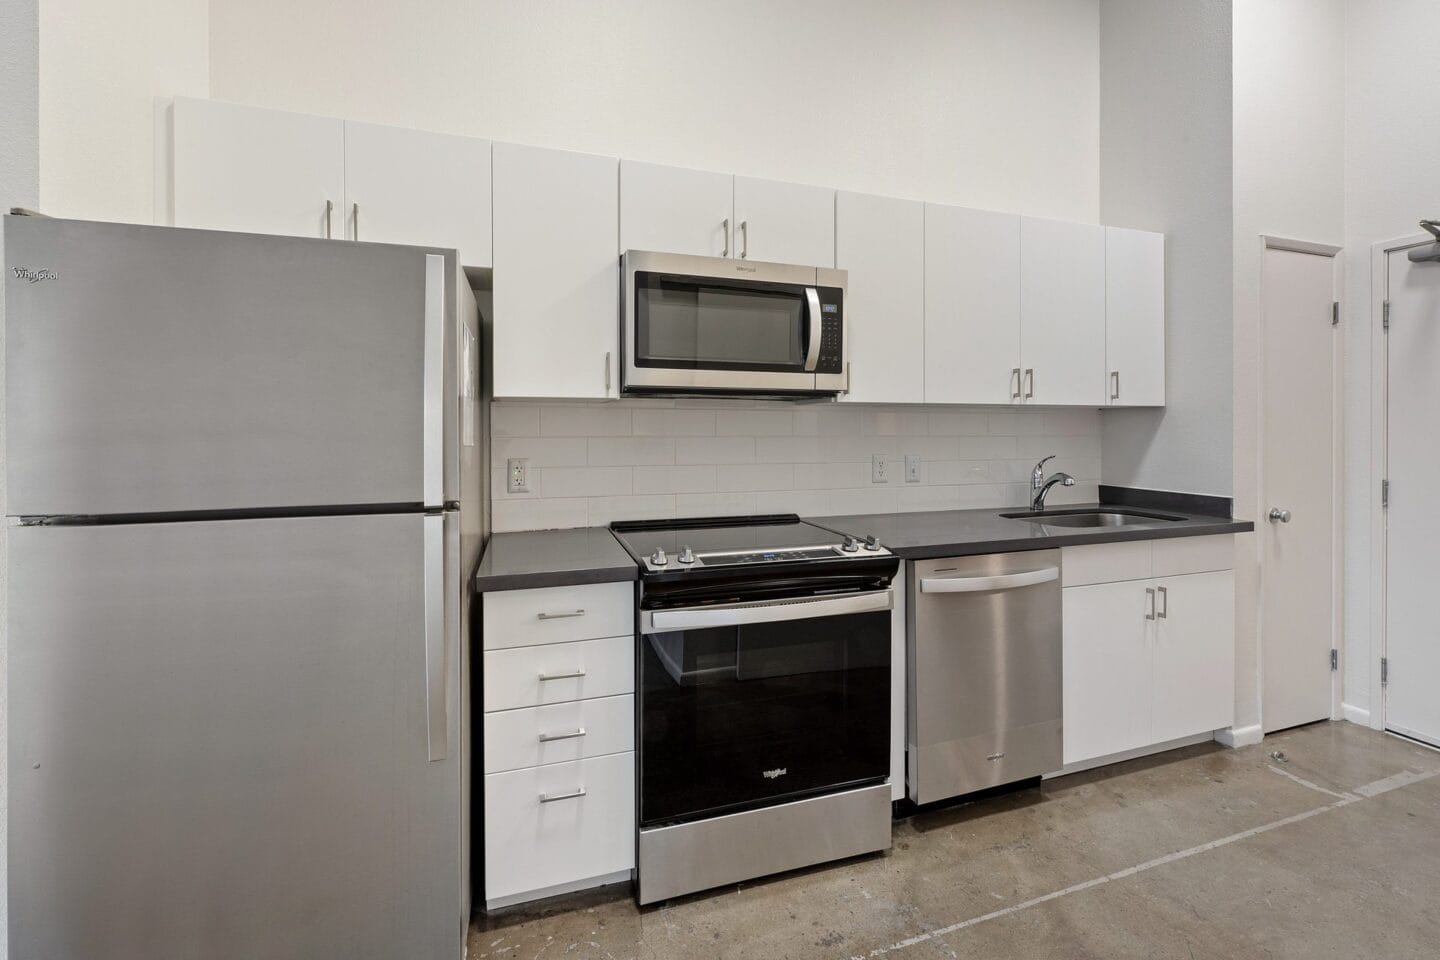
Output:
left=1385, top=247, right=1440, bottom=747
left=1261, top=243, right=1339, bottom=734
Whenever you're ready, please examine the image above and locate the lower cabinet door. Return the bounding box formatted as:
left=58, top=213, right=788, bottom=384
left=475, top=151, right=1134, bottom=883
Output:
left=1151, top=571, right=1235, bottom=743
left=484, top=752, right=635, bottom=905
left=1062, top=580, right=1153, bottom=765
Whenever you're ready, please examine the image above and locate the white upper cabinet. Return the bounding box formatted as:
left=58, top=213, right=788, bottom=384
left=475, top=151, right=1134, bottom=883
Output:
left=343, top=121, right=492, bottom=267
left=1104, top=227, right=1165, bottom=406
left=171, top=98, right=344, bottom=238
left=492, top=142, right=619, bottom=399
left=836, top=192, right=924, bottom=404
left=924, top=205, right=1022, bottom=405
left=620, top=160, right=734, bottom=257
left=1020, top=217, right=1106, bottom=405
left=732, top=176, right=835, bottom=266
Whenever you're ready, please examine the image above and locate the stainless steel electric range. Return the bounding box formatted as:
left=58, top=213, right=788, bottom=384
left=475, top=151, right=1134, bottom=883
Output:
left=609, top=514, right=900, bottom=904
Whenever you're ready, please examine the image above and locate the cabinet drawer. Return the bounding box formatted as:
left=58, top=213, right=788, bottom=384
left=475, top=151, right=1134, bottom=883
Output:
left=484, top=752, right=635, bottom=904
left=1061, top=541, right=1152, bottom=586
left=483, top=635, right=633, bottom=712
left=1152, top=535, right=1234, bottom=578
left=484, top=694, right=635, bottom=774
left=482, top=582, right=633, bottom=650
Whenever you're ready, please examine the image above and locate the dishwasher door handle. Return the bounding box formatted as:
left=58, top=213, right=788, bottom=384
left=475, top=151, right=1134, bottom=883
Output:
left=919, top=567, right=1059, bottom=594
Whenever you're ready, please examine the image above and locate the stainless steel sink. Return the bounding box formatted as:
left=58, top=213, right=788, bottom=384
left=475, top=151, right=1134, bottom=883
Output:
left=1000, top=509, right=1185, bottom=528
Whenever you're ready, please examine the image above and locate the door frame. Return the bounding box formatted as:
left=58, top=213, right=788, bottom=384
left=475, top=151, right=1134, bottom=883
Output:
left=1369, top=232, right=1436, bottom=733
left=1257, top=236, right=1344, bottom=731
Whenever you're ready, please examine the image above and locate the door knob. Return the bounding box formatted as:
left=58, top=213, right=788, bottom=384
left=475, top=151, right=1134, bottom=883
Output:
left=1269, top=508, right=1292, bottom=523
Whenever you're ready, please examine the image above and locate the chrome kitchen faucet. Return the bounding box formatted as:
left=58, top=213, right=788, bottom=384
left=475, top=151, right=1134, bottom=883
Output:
left=1030, top=455, right=1076, bottom=511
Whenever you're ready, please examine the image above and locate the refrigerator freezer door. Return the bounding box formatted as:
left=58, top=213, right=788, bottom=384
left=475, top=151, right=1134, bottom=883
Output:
left=7, top=513, right=466, bottom=960
left=4, top=216, right=458, bottom=516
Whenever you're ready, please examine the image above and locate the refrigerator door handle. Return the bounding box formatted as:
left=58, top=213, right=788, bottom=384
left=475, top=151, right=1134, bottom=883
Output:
left=423, top=514, right=448, bottom=761
left=422, top=254, right=445, bottom=508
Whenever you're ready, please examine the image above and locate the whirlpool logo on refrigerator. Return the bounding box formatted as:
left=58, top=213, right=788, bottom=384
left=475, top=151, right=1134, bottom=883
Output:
left=12, top=266, right=57, bottom=284
left=762, top=767, right=788, bottom=780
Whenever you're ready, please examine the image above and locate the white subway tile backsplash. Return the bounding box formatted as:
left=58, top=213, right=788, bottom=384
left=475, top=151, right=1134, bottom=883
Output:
left=485, top=400, right=1105, bottom=532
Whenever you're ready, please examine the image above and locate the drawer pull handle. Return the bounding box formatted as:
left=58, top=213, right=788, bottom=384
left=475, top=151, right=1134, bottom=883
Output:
left=538, top=668, right=587, bottom=682
left=538, top=727, right=587, bottom=743
left=537, top=609, right=586, bottom=620
left=539, top=787, right=587, bottom=803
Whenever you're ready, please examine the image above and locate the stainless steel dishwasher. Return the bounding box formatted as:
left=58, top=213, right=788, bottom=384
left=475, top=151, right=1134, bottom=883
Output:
left=907, top=550, right=1062, bottom=803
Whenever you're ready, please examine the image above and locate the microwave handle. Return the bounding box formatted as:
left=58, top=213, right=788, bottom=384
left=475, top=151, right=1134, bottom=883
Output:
left=804, top=287, right=823, bottom=372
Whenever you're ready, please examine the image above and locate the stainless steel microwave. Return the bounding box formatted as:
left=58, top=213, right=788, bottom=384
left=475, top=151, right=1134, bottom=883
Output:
left=621, top=250, right=848, bottom=397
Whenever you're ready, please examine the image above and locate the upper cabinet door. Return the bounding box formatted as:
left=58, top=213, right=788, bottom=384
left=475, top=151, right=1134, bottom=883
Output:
left=492, top=143, right=619, bottom=399
left=1019, top=217, right=1106, bottom=405
left=620, top=160, right=734, bottom=258
left=732, top=176, right=835, bottom=266
left=171, top=98, right=345, bottom=239
left=1105, top=227, right=1165, bottom=406
left=836, top=192, right=924, bottom=404
left=344, top=121, right=492, bottom=268
left=924, top=205, right=1022, bottom=405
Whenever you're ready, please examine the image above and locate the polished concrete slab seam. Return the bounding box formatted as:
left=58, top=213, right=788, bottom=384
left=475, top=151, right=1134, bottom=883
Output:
left=852, top=766, right=1440, bottom=960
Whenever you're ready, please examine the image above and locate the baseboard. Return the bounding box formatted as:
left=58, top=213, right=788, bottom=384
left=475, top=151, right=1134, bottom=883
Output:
left=484, top=869, right=632, bottom=912
left=1341, top=703, right=1372, bottom=727
left=1044, top=732, right=1214, bottom=778
left=1213, top=724, right=1263, bottom=749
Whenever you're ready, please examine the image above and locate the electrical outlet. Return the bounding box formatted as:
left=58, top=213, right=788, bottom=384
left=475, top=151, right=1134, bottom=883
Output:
left=871, top=453, right=888, bottom=484
left=905, top=455, right=921, bottom=483
left=507, top=457, right=530, bottom=493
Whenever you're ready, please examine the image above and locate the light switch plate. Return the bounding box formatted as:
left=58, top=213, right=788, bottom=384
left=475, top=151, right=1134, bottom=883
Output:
left=507, top=457, right=530, bottom=493
left=905, top=455, right=921, bottom=483
left=871, top=453, right=888, bottom=484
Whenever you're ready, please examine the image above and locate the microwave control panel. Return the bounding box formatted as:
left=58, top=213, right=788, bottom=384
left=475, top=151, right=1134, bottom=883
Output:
left=816, top=287, right=844, bottom=374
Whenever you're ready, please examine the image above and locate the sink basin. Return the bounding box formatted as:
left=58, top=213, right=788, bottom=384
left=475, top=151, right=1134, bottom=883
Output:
left=1000, top=509, right=1185, bottom=528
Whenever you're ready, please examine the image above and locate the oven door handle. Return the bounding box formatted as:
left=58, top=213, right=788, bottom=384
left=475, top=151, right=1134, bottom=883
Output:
left=642, top=588, right=892, bottom=634
left=919, top=567, right=1059, bottom=594
left=803, top=287, right=823, bottom=372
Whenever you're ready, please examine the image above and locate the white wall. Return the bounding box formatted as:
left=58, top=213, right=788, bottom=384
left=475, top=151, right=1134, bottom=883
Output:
left=1341, top=0, right=1440, bottom=722
left=38, top=0, right=208, bottom=222
left=0, top=0, right=39, bottom=950
left=205, top=0, right=1100, bottom=224
left=490, top=400, right=1100, bottom=532
left=1098, top=0, right=1233, bottom=499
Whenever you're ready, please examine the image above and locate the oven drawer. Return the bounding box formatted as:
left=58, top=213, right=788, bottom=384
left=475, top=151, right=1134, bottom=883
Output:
left=482, top=582, right=633, bottom=650
left=483, top=695, right=635, bottom=774
left=483, top=635, right=634, bottom=712
left=484, top=752, right=635, bottom=904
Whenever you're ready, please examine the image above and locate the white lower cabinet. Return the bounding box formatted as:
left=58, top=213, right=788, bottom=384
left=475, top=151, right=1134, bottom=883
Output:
left=483, top=695, right=635, bottom=775
left=1061, top=540, right=1235, bottom=767
left=482, top=634, right=633, bottom=712
left=483, top=752, right=635, bottom=907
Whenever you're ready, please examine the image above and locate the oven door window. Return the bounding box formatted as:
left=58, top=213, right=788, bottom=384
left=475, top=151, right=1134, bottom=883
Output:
left=635, top=274, right=807, bottom=370
left=639, top=608, right=890, bottom=827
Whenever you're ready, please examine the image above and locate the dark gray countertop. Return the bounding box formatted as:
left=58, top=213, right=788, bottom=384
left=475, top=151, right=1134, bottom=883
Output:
left=811, top=504, right=1253, bottom=561
left=474, top=527, right=638, bottom=592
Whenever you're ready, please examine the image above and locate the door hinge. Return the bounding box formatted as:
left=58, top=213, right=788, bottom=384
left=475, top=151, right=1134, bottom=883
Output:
left=1332, top=301, right=1340, bottom=326
left=1382, top=479, right=1390, bottom=508
left=1330, top=648, right=1338, bottom=671
left=1381, top=656, right=1389, bottom=685
left=1383, top=300, right=1391, bottom=330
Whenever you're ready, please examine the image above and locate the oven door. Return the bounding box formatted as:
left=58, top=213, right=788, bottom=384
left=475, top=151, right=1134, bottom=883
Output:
left=622, top=251, right=845, bottom=394
left=638, top=589, right=892, bottom=828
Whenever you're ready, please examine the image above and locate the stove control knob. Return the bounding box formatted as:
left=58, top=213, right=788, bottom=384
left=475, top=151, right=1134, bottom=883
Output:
left=650, top=547, right=668, bottom=567
left=678, top=545, right=696, bottom=564
left=841, top=536, right=860, bottom=553
left=864, top=535, right=881, bottom=551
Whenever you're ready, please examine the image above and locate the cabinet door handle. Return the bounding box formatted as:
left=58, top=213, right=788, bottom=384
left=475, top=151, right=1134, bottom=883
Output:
left=538, top=727, right=587, bottom=743
left=1157, top=585, right=1168, bottom=619
left=352, top=201, right=359, bottom=241
left=1145, top=587, right=1156, bottom=621
left=605, top=351, right=612, bottom=394
left=539, top=787, right=587, bottom=803
left=1011, top=368, right=1022, bottom=400
left=537, top=609, right=586, bottom=621
left=1024, top=368, right=1035, bottom=400
left=324, top=199, right=334, bottom=238
left=740, top=220, right=748, bottom=259
left=1111, top=370, right=1120, bottom=401
left=722, top=217, right=730, bottom=257
left=538, top=668, right=587, bottom=682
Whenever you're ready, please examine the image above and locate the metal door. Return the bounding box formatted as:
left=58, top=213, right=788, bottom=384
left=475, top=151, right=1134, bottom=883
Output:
left=4, top=216, right=453, bottom=516
left=7, top=513, right=465, bottom=959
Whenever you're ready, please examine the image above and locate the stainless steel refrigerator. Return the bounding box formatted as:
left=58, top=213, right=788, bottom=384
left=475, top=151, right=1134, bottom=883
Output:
left=5, top=215, right=483, bottom=959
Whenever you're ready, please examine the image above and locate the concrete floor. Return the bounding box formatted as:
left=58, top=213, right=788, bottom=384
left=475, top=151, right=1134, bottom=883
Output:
left=471, top=722, right=1440, bottom=959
